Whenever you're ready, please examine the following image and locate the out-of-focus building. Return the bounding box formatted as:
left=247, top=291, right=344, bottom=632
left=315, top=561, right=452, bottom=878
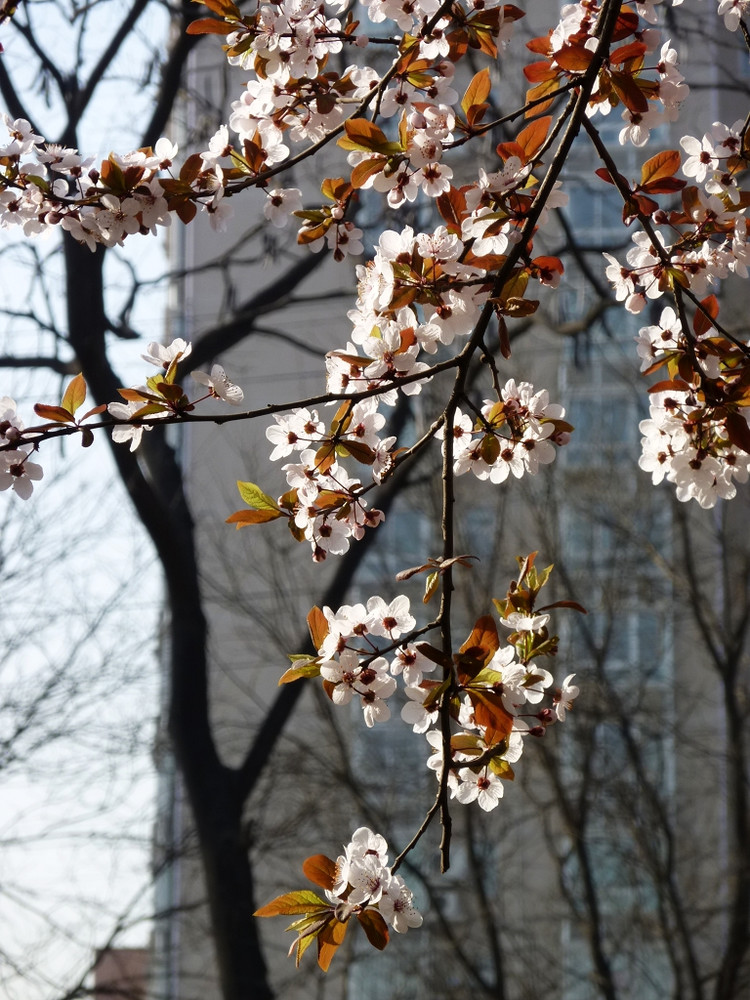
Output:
left=94, top=948, right=149, bottom=1000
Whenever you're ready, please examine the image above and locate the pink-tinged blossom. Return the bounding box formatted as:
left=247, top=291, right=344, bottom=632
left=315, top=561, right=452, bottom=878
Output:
left=266, top=408, right=324, bottom=461
left=142, top=337, right=192, bottom=369
left=311, top=513, right=353, bottom=561
left=365, top=595, right=415, bottom=639
left=192, top=365, right=244, bottom=404
left=320, top=647, right=361, bottom=705
left=108, top=400, right=155, bottom=452
left=347, top=853, right=390, bottom=905
left=717, top=0, right=750, bottom=31
left=319, top=601, right=368, bottom=657
left=321, top=650, right=395, bottom=724
left=401, top=684, right=440, bottom=733
left=1, top=116, right=44, bottom=156
left=331, top=826, right=389, bottom=897
left=0, top=450, right=43, bottom=499
left=452, top=767, right=505, bottom=811
left=327, top=222, right=364, bottom=261
left=619, top=105, right=664, bottom=147
left=499, top=611, right=551, bottom=634
left=603, top=253, right=635, bottom=301
left=554, top=674, right=580, bottom=721
left=372, top=435, right=397, bottom=482
left=205, top=198, right=233, bottom=233
left=263, top=187, right=303, bottom=228
left=201, top=125, right=232, bottom=168
left=329, top=828, right=422, bottom=930
left=378, top=875, right=423, bottom=932
left=635, top=306, right=682, bottom=371
left=391, top=644, right=434, bottom=685
left=0, top=396, right=25, bottom=447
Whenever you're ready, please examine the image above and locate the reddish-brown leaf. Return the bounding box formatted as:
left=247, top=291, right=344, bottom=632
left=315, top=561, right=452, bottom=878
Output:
left=613, top=7, right=639, bottom=38
left=609, top=40, right=646, bottom=65
left=725, top=411, right=750, bottom=454
left=537, top=600, right=587, bottom=614
left=461, top=67, right=491, bottom=116
left=225, top=508, right=283, bottom=527
left=196, top=0, right=241, bottom=17
left=458, top=615, right=499, bottom=664
left=516, top=115, right=552, bottom=161
left=523, top=59, right=556, bottom=83
left=357, top=909, right=390, bottom=951
left=339, top=439, right=376, bottom=464
left=497, top=315, right=511, bottom=359
left=338, top=119, right=392, bottom=153
left=524, top=78, right=558, bottom=116
left=467, top=102, right=490, bottom=128
left=350, top=156, right=386, bottom=189
left=525, top=34, right=551, bottom=56
left=414, top=642, right=453, bottom=669
left=179, top=152, right=205, bottom=183
left=554, top=42, right=593, bottom=72
left=640, top=149, right=681, bottom=188
left=302, top=854, right=337, bottom=891
left=317, top=917, right=348, bottom=972
left=186, top=16, right=235, bottom=33
left=436, top=185, right=466, bottom=233
left=693, top=294, right=719, bottom=338
left=468, top=690, right=515, bottom=746
left=307, top=605, right=329, bottom=651
left=610, top=70, right=649, bottom=114
left=33, top=403, right=74, bottom=424
left=495, top=140, right=525, bottom=164
left=647, top=378, right=693, bottom=394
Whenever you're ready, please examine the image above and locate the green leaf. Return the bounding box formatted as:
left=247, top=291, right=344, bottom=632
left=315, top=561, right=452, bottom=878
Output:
left=236, top=481, right=280, bottom=511
left=423, top=570, right=439, bottom=604
left=488, top=758, right=515, bottom=779
left=278, top=658, right=321, bottom=685
left=254, top=889, right=328, bottom=917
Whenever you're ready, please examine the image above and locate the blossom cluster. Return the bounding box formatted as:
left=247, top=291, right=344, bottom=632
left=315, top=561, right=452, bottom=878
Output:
left=598, top=114, right=750, bottom=507
left=638, top=386, right=750, bottom=508
left=0, top=397, right=43, bottom=499
left=265, top=399, right=389, bottom=561
left=636, top=304, right=750, bottom=507
left=314, top=594, right=425, bottom=727
left=420, top=612, right=579, bottom=813
left=306, top=585, right=579, bottom=812
left=440, top=379, right=570, bottom=484
left=105, top=337, right=244, bottom=450
left=527, top=5, right=689, bottom=150
left=329, top=827, right=422, bottom=933
left=0, top=119, right=180, bottom=247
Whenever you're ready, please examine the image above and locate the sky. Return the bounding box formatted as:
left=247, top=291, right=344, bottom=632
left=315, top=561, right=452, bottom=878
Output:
left=0, top=3, right=173, bottom=996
